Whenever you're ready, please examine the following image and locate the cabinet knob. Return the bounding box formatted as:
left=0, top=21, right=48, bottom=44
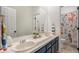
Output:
left=14, top=30, right=16, bottom=33
left=77, top=27, right=79, bottom=30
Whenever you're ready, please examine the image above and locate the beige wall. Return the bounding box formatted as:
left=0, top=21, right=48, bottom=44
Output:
left=11, top=6, right=33, bottom=37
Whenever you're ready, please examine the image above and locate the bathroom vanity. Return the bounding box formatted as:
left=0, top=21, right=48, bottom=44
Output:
left=13, top=34, right=59, bottom=53
left=35, top=36, right=59, bottom=53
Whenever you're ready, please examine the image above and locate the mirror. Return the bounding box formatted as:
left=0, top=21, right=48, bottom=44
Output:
left=32, top=6, right=49, bottom=33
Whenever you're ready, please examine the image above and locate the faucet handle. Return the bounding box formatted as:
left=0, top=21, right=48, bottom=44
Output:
left=22, top=39, right=26, bottom=43
left=20, top=40, right=22, bottom=44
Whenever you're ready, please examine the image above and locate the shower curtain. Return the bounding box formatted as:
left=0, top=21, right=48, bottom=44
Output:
left=60, top=11, right=78, bottom=46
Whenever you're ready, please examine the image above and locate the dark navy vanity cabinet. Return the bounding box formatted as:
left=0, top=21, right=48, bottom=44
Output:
left=35, top=36, right=59, bottom=53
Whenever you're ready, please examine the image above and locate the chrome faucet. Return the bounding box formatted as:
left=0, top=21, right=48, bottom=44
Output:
left=20, top=39, right=26, bottom=44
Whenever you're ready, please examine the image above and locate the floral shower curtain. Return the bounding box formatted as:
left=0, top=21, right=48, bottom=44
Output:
left=60, top=11, right=78, bottom=43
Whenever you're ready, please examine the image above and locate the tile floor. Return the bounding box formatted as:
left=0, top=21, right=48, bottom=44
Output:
left=60, top=39, right=78, bottom=53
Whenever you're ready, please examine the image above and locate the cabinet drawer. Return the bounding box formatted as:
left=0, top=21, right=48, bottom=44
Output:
left=51, top=39, right=56, bottom=45
left=46, top=41, right=52, bottom=49
left=51, top=37, right=59, bottom=45
left=35, top=46, right=46, bottom=53
left=55, top=37, right=59, bottom=41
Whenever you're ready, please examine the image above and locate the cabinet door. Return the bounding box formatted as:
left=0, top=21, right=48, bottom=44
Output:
left=1, top=7, right=16, bottom=37
left=55, top=41, right=58, bottom=52
left=52, top=43, right=56, bottom=53
left=55, top=37, right=59, bottom=52
left=47, top=48, right=52, bottom=53
left=51, top=44, right=55, bottom=53
left=0, top=16, right=2, bottom=48
left=51, top=37, right=59, bottom=53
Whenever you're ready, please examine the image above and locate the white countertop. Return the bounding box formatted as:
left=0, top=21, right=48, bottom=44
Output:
left=0, top=33, right=59, bottom=53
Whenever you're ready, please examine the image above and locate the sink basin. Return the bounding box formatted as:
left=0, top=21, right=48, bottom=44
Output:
left=12, top=41, right=36, bottom=52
